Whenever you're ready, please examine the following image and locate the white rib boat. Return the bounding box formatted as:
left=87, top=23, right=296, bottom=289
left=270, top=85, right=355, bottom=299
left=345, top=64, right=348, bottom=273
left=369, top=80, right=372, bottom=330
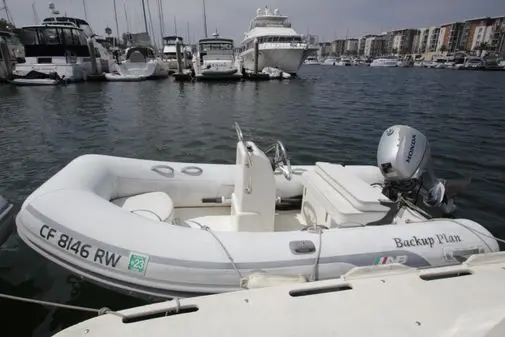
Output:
left=53, top=251, right=505, bottom=337
left=16, top=123, right=498, bottom=299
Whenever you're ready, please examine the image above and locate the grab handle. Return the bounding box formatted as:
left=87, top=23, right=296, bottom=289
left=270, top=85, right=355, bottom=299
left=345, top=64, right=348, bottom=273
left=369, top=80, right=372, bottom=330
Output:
left=151, top=165, right=175, bottom=178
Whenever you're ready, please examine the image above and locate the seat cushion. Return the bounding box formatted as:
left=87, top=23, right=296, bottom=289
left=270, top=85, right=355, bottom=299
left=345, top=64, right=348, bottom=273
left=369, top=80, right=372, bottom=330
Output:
left=112, top=192, right=174, bottom=222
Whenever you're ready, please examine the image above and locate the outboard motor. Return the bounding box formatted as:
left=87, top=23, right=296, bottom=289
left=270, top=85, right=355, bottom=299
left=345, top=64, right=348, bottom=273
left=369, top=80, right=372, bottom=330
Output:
left=377, top=125, right=468, bottom=215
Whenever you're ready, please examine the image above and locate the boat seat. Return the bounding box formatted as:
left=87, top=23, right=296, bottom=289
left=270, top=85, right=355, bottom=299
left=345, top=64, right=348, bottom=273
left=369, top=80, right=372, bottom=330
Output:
left=315, top=162, right=387, bottom=212
left=184, top=215, right=236, bottom=232
left=112, top=192, right=174, bottom=222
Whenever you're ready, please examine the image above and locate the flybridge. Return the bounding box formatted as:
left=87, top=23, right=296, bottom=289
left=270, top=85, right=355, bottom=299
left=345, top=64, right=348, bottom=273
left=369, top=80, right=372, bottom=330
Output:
left=249, top=7, right=292, bottom=30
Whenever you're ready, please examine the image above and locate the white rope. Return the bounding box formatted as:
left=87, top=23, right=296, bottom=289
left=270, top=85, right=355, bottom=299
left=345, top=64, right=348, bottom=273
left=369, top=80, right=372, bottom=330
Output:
left=0, top=292, right=123, bottom=317
left=301, top=224, right=325, bottom=282
left=310, top=226, right=324, bottom=282
left=186, top=220, right=243, bottom=279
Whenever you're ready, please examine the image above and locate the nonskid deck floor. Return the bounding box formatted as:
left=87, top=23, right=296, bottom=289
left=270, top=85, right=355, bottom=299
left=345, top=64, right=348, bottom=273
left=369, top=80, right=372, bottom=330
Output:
left=173, top=206, right=307, bottom=232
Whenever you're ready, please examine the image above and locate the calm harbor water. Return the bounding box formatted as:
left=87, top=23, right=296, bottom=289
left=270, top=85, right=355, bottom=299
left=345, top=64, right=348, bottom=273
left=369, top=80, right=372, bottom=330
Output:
left=1, top=66, right=505, bottom=336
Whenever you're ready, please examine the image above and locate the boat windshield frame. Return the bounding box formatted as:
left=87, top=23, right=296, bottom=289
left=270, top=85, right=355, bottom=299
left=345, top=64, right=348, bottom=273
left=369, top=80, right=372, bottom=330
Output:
left=125, top=47, right=156, bottom=60
left=198, top=39, right=234, bottom=53
left=162, top=35, right=184, bottom=46
left=0, top=31, right=23, bottom=46
left=17, top=25, right=90, bottom=58
left=42, top=16, right=94, bottom=37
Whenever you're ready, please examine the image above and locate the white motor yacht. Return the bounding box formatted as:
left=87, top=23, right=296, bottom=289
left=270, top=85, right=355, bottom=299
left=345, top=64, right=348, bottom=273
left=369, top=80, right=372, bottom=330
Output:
left=192, top=33, right=241, bottom=81
left=303, top=56, right=319, bottom=65
left=321, top=57, right=337, bottom=66
left=370, top=57, right=398, bottom=67
left=335, top=57, right=352, bottom=66
left=238, top=7, right=317, bottom=75
left=12, top=24, right=95, bottom=85
left=41, top=16, right=115, bottom=74
left=162, top=36, right=192, bottom=73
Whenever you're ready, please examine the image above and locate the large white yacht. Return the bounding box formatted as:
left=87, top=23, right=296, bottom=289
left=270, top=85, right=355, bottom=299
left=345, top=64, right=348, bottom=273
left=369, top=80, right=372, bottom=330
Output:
left=239, top=7, right=317, bottom=75
left=12, top=24, right=95, bottom=85
left=192, top=32, right=241, bottom=81
left=162, top=35, right=193, bottom=73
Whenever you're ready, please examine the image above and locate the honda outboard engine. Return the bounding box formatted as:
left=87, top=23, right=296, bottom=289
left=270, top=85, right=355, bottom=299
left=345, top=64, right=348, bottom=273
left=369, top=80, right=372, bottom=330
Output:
left=377, top=125, right=464, bottom=215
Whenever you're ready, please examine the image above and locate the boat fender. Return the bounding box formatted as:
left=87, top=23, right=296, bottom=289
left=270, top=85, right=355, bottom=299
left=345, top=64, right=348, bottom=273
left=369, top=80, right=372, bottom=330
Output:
left=240, top=272, right=307, bottom=289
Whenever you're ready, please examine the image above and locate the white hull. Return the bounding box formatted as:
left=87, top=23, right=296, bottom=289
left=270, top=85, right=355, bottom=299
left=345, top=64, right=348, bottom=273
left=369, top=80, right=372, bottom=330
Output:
left=105, top=73, right=146, bottom=82
left=52, top=251, right=505, bottom=337
left=240, top=47, right=309, bottom=74
left=11, top=78, right=62, bottom=86
left=16, top=148, right=498, bottom=299
left=192, top=58, right=242, bottom=81
left=117, top=60, right=169, bottom=79
left=12, top=63, right=89, bottom=85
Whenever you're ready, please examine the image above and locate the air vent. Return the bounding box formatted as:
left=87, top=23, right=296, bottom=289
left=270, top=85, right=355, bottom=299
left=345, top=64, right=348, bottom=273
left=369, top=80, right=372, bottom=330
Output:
left=419, top=270, right=472, bottom=281
left=122, top=305, right=199, bottom=323
left=289, top=284, right=352, bottom=297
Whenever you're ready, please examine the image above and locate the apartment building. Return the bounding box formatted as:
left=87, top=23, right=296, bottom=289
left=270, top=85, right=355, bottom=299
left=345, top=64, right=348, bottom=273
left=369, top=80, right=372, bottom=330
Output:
left=318, top=42, right=332, bottom=58
left=344, top=38, right=359, bottom=55
left=417, top=28, right=430, bottom=53
left=358, top=35, right=375, bottom=56
left=364, top=35, right=385, bottom=57
left=426, top=26, right=440, bottom=52
left=389, top=29, right=418, bottom=54
left=331, top=39, right=346, bottom=56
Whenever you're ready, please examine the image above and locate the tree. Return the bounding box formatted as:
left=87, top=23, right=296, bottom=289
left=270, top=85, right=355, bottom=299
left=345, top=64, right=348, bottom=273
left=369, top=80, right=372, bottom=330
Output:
left=439, top=44, right=447, bottom=53
left=0, top=19, right=15, bottom=32
left=478, top=42, right=490, bottom=52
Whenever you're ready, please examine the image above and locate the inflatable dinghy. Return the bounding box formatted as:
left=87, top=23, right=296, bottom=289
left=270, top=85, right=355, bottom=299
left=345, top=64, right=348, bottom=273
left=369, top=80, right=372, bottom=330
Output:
left=16, top=124, right=499, bottom=299
left=0, top=194, right=14, bottom=246
left=105, top=72, right=147, bottom=82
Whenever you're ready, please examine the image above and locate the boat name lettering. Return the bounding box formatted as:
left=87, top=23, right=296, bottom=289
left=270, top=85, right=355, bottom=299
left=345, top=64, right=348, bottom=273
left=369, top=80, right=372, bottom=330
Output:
left=406, top=134, right=416, bottom=163
left=393, top=233, right=462, bottom=248
left=39, top=224, right=122, bottom=268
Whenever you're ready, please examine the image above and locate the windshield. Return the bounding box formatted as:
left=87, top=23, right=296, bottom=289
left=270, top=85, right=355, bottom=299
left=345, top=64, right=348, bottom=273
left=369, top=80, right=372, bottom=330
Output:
left=200, top=42, right=233, bottom=51
left=18, top=27, right=88, bottom=46
left=0, top=33, right=22, bottom=46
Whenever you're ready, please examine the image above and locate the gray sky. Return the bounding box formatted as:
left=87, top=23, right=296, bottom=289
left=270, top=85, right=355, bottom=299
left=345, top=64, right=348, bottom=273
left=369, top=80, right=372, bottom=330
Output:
left=5, top=0, right=505, bottom=44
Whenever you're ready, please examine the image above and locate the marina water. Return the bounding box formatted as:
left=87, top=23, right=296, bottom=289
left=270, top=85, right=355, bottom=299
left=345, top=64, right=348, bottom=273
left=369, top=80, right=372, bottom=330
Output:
left=1, top=65, right=505, bottom=336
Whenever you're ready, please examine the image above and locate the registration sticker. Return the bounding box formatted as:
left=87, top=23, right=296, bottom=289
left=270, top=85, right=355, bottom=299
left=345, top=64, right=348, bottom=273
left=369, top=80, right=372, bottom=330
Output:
left=128, top=252, right=149, bottom=274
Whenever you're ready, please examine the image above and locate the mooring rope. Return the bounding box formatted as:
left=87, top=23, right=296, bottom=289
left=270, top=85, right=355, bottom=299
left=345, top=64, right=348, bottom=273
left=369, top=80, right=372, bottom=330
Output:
left=0, top=292, right=123, bottom=317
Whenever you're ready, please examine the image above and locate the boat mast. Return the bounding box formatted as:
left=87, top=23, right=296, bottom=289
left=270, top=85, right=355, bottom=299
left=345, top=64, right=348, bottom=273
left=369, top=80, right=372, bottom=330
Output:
left=0, top=0, right=15, bottom=26
left=82, top=0, right=88, bottom=20
left=31, top=1, right=40, bottom=24
left=174, top=16, right=178, bottom=36
left=123, top=0, right=130, bottom=32
left=112, top=0, right=120, bottom=48
left=141, top=0, right=149, bottom=34
left=157, top=0, right=165, bottom=42
left=186, top=21, right=190, bottom=44
left=202, top=0, right=208, bottom=38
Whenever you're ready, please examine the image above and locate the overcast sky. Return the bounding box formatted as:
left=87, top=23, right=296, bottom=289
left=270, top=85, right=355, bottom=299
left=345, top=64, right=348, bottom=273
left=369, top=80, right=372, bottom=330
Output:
left=5, top=0, right=505, bottom=44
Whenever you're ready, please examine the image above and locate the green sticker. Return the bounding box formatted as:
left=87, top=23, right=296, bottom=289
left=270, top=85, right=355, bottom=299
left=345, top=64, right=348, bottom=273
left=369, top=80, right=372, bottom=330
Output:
left=128, top=252, right=149, bottom=273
